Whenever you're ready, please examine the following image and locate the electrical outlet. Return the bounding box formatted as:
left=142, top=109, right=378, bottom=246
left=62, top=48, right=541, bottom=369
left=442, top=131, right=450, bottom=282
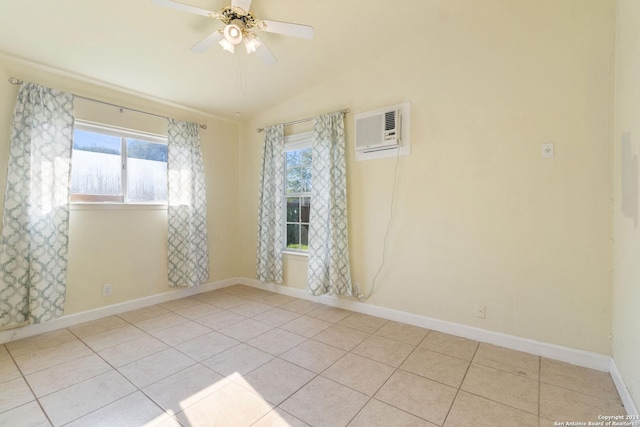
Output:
left=542, top=142, right=554, bottom=159
left=475, top=304, right=486, bottom=319
left=102, top=283, right=112, bottom=297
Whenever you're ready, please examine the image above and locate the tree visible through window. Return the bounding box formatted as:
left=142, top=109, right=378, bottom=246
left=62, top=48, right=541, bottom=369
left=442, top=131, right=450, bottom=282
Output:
left=285, top=145, right=312, bottom=250
left=70, top=125, right=167, bottom=203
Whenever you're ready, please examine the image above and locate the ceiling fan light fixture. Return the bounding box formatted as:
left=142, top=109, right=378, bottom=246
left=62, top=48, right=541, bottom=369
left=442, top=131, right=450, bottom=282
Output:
left=153, top=0, right=314, bottom=64
left=243, top=33, right=261, bottom=54
left=219, top=38, right=235, bottom=53
left=223, top=20, right=244, bottom=45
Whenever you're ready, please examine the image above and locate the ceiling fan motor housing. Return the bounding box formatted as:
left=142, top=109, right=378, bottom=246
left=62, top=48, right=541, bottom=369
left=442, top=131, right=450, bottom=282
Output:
left=217, top=6, right=261, bottom=29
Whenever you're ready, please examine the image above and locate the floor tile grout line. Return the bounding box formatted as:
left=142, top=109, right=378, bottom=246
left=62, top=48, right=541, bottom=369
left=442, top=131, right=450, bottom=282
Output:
left=538, top=379, right=624, bottom=405
left=156, top=295, right=414, bottom=424
left=162, top=293, right=313, bottom=422
left=2, top=341, right=56, bottom=426
left=449, top=345, right=545, bottom=419
left=336, top=343, right=396, bottom=427
left=470, top=359, right=538, bottom=380
left=134, top=361, right=220, bottom=423
left=62, top=304, right=536, bottom=424
left=343, top=392, right=373, bottom=425
left=25, top=355, right=114, bottom=401
left=464, top=348, right=623, bottom=421
left=538, top=355, right=542, bottom=427
left=77, top=321, right=156, bottom=352
left=250, top=406, right=307, bottom=427
left=102, top=325, right=162, bottom=354
left=454, top=389, right=541, bottom=419
left=235, top=325, right=395, bottom=397
left=9, top=291, right=296, bottom=424
left=269, top=316, right=452, bottom=390
left=4, top=288, right=625, bottom=426
left=8, top=339, right=94, bottom=377
left=240, top=331, right=311, bottom=359
left=468, top=348, right=622, bottom=406
left=63, top=326, right=179, bottom=425
left=58, top=390, right=143, bottom=427
left=115, top=307, right=171, bottom=325
left=0, top=400, right=53, bottom=426
left=29, top=340, right=124, bottom=425
left=343, top=356, right=435, bottom=425
left=71, top=315, right=230, bottom=425
left=70, top=300, right=270, bottom=424
left=338, top=333, right=442, bottom=426
left=165, top=314, right=294, bottom=380
left=12, top=333, right=101, bottom=389
left=288, top=374, right=373, bottom=427
left=239, top=362, right=321, bottom=418
left=440, top=338, right=481, bottom=426
left=413, top=332, right=480, bottom=364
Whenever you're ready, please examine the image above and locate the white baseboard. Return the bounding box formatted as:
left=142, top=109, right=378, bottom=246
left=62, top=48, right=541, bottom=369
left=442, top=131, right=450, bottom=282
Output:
left=5, top=275, right=609, bottom=372
left=610, top=359, right=640, bottom=416
left=0, top=277, right=240, bottom=344
left=237, top=278, right=612, bottom=372
left=239, top=278, right=640, bottom=413
left=2, top=275, right=637, bottom=415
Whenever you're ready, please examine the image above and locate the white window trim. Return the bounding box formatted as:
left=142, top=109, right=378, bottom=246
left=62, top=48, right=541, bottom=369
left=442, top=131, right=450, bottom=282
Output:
left=71, top=120, right=168, bottom=206
left=70, top=203, right=166, bottom=211
left=283, top=131, right=312, bottom=255
left=282, top=249, right=309, bottom=257
left=75, top=120, right=167, bottom=145
left=285, top=131, right=313, bottom=151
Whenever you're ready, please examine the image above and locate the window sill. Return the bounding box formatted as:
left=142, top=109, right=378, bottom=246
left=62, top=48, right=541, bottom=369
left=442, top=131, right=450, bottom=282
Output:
left=70, top=203, right=167, bottom=211
left=282, top=250, right=309, bottom=258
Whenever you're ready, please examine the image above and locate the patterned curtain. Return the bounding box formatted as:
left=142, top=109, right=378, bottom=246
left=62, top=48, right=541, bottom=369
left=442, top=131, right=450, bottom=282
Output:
left=307, top=111, right=353, bottom=296
left=256, top=125, right=285, bottom=283
left=0, top=83, right=74, bottom=327
left=167, top=119, right=209, bottom=288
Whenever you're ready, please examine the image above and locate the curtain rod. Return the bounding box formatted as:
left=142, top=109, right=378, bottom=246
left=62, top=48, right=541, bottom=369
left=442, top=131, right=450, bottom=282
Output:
left=8, top=77, right=207, bottom=130
left=256, top=108, right=350, bottom=133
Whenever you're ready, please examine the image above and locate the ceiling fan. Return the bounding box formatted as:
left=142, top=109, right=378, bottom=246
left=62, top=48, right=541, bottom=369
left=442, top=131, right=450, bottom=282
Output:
left=152, top=0, right=314, bottom=65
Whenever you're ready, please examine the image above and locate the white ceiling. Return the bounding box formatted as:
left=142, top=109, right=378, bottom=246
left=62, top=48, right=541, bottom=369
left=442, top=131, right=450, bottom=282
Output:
left=0, top=0, right=429, bottom=120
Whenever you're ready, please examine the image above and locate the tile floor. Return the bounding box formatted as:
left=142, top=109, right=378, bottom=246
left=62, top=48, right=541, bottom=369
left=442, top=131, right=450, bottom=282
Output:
left=0, top=284, right=627, bottom=426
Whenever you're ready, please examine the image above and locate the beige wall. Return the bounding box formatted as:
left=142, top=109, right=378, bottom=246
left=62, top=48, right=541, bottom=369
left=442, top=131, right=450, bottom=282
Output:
left=613, top=0, right=640, bottom=408
left=239, top=0, right=616, bottom=354
left=0, top=0, right=623, bottom=367
left=0, top=56, right=240, bottom=315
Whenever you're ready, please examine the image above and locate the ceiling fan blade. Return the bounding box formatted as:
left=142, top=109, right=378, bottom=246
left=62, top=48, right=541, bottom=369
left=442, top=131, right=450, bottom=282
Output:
left=261, top=20, right=314, bottom=40
left=191, top=30, right=224, bottom=53
left=152, top=0, right=213, bottom=17
left=231, top=0, right=252, bottom=13
left=254, top=38, right=277, bottom=65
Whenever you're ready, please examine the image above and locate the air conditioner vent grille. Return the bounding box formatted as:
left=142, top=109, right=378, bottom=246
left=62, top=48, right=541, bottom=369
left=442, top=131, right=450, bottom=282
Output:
left=384, top=111, right=396, bottom=131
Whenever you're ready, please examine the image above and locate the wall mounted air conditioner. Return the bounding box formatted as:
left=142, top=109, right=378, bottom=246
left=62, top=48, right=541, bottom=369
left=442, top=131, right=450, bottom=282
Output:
left=355, top=109, right=401, bottom=152
left=354, top=102, right=411, bottom=161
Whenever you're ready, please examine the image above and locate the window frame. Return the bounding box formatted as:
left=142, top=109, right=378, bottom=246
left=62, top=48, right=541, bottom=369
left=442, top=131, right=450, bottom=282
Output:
left=283, top=131, right=313, bottom=255
left=70, top=120, right=168, bottom=205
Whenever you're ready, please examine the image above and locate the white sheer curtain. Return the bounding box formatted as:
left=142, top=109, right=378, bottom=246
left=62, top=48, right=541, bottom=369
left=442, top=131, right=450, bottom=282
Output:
left=256, top=124, right=285, bottom=283
left=167, top=119, right=209, bottom=288
left=307, top=111, right=353, bottom=296
left=0, top=83, right=74, bottom=327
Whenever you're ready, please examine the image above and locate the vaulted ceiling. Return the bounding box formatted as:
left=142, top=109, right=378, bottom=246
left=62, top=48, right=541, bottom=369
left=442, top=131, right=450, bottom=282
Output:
left=0, top=0, right=430, bottom=120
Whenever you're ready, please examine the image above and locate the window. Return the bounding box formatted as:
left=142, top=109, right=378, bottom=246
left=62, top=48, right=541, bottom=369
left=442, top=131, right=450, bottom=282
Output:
left=70, top=122, right=167, bottom=203
left=284, top=133, right=312, bottom=252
